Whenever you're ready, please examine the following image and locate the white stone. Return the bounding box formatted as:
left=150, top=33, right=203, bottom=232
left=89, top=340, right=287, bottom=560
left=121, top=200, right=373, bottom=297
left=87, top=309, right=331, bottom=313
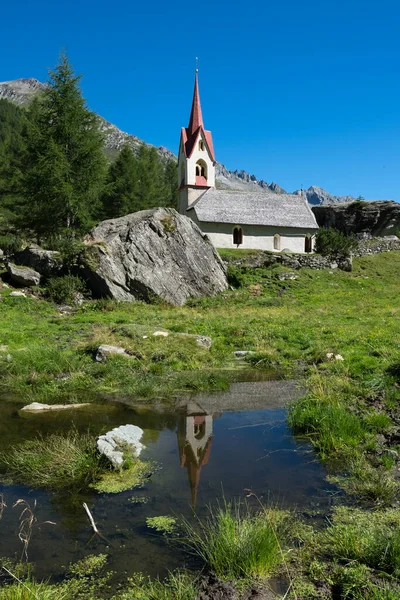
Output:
left=0, top=345, right=8, bottom=352
left=153, top=331, right=169, bottom=337
left=10, top=291, right=26, bottom=298
left=97, top=424, right=145, bottom=469
left=335, top=354, right=344, bottom=361
left=20, top=402, right=91, bottom=412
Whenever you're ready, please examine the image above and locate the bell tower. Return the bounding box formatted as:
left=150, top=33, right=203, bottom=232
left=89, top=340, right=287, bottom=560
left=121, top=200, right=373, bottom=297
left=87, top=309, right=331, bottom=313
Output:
left=178, top=70, right=216, bottom=214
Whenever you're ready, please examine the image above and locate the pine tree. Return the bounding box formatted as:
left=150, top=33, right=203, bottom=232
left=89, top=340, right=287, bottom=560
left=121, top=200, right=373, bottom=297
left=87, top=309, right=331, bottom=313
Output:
left=163, top=158, right=178, bottom=209
left=102, top=145, right=137, bottom=219
left=20, top=53, right=107, bottom=239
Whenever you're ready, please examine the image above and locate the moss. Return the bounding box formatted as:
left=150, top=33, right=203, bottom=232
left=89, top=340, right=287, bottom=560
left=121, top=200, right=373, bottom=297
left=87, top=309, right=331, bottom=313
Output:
left=91, top=458, right=155, bottom=494
left=160, top=215, right=176, bottom=233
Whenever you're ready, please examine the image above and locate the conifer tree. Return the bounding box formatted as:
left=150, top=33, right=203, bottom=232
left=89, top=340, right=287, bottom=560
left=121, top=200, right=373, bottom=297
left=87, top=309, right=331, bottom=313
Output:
left=102, top=145, right=138, bottom=218
left=163, top=158, right=178, bottom=209
left=20, top=53, right=106, bottom=239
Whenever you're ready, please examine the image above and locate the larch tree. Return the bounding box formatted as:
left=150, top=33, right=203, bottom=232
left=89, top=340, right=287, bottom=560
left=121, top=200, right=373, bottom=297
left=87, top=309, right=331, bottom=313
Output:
left=20, top=52, right=107, bottom=240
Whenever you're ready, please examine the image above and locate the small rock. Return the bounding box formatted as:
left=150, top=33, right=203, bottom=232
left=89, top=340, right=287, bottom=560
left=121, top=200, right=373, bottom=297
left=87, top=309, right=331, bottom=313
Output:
left=326, top=352, right=344, bottom=361
left=97, top=424, right=145, bottom=468
left=0, top=345, right=8, bottom=352
left=278, top=272, right=298, bottom=281
left=234, top=350, right=255, bottom=358
left=7, top=263, right=41, bottom=287
left=6, top=354, right=12, bottom=362
left=57, top=305, right=74, bottom=314
left=95, top=344, right=130, bottom=362
left=153, top=331, right=169, bottom=337
left=177, top=333, right=212, bottom=349
left=10, top=291, right=26, bottom=298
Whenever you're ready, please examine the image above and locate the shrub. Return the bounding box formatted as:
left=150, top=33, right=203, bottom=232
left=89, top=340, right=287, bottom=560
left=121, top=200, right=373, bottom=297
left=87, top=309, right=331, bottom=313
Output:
left=181, top=500, right=288, bottom=581
left=45, top=235, right=85, bottom=271
left=0, top=234, right=22, bottom=257
left=315, top=228, right=358, bottom=259
left=46, top=275, right=87, bottom=304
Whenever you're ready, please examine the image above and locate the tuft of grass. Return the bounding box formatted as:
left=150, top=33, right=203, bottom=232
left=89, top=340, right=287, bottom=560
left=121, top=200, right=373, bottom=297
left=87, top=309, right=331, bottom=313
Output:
left=288, top=395, right=366, bottom=460
left=0, top=430, right=104, bottom=491
left=0, top=579, right=66, bottom=600
left=321, top=506, right=400, bottom=577
left=117, top=571, right=197, bottom=600
left=181, top=499, right=288, bottom=582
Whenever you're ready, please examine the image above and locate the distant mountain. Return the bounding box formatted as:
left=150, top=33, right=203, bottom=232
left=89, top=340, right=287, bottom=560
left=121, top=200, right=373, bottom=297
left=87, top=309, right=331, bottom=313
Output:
left=0, top=78, right=372, bottom=203
left=293, top=186, right=356, bottom=206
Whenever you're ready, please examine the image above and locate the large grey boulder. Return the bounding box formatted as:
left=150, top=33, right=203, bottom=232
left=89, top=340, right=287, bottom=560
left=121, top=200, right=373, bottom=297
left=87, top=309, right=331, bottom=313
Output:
left=13, top=245, right=62, bottom=278
left=7, top=263, right=41, bottom=287
left=97, top=425, right=145, bottom=468
left=82, top=208, right=228, bottom=305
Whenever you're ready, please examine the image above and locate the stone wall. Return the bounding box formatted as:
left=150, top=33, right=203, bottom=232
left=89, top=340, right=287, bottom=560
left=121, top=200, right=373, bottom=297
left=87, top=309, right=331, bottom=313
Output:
left=223, top=251, right=352, bottom=272
left=354, top=237, right=400, bottom=257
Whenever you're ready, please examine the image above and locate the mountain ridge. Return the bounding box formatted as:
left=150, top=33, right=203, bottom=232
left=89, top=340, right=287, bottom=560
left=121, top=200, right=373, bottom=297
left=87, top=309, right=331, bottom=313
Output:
left=0, top=77, right=366, bottom=205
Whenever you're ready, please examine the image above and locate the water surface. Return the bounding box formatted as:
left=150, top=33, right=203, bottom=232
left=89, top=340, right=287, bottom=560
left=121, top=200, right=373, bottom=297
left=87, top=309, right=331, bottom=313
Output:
left=0, top=382, right=335, bottom=581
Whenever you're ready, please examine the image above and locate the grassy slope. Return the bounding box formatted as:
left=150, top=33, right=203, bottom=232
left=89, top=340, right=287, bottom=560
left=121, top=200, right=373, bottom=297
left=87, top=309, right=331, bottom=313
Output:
left=1, top=253, right=400, bottom=597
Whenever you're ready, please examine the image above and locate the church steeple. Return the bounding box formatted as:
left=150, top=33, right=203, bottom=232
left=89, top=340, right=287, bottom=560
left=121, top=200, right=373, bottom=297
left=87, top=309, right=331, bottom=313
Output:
left=187, top=72, right=203, bottom=136
left=178, top=70, right=216, bottom=214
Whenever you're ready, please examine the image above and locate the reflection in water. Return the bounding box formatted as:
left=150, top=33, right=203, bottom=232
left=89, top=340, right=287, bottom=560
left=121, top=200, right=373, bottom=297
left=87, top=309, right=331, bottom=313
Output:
left=177, top=402, right=215, bottom=509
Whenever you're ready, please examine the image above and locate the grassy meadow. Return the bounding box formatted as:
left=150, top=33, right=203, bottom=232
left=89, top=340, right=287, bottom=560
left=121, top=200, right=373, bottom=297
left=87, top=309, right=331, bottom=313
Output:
left=1, top=250, right=400, bottom=598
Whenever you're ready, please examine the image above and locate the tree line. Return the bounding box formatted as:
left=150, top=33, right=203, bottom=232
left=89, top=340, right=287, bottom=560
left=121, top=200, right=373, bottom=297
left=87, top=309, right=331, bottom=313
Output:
left=0, top=53, right=178, bottom=243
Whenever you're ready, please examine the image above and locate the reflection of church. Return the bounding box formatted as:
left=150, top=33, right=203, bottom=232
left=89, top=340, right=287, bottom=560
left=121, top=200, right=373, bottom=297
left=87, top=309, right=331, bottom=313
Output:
left=177, top=403, right=214, bottom=509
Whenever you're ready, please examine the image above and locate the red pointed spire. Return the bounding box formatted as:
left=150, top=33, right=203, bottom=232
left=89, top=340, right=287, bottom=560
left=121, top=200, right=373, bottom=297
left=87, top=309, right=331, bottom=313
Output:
left=180, top=70, right=215, bottom=163
left=187, top=72, right=203, bottom=135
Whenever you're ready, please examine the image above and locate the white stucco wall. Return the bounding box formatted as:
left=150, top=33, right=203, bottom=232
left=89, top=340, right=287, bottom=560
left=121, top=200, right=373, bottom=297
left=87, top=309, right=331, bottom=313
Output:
left=178, top=130, right=216, bottom=214
left=190, top=217, right=317, bottom=253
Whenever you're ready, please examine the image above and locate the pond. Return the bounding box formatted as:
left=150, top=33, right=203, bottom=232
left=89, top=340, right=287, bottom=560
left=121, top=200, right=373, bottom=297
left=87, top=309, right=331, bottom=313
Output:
left=0, top=381, right=336, bottom=583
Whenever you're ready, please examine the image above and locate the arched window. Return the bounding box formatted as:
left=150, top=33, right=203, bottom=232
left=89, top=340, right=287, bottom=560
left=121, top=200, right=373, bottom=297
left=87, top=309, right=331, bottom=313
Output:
left=233, top=227, right=243, bottom=246
left=198, top=140, right=205, bottom=151
left=273, top=234, right=281, bottom=251
left=305, top=235, right=312, bottom=253
left=195, top=160, right=207, bottom=184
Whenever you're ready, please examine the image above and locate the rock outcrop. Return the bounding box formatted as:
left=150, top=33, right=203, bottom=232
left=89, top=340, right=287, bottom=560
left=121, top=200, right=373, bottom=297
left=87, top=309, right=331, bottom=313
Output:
left=312, top=201, right=400, bottom=236
left=82, top=208, right=228, bottom=305
left=13, top=245, right=62, bottom=278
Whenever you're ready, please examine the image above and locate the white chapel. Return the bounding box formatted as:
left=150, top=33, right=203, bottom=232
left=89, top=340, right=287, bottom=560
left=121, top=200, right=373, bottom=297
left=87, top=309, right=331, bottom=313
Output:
left=178, top=72, right=319, bottom=253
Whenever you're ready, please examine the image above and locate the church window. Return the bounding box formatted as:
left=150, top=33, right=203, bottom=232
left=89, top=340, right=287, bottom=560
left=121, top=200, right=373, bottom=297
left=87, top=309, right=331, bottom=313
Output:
left=198, top=140, right=205, bottom=151
left=233, top=227, right=243, bottom=246
left=195, top=160, right=207, bottom=182
left=273, top=234, right=281, bottom=250
left=305, top=234, right=312, bottom=253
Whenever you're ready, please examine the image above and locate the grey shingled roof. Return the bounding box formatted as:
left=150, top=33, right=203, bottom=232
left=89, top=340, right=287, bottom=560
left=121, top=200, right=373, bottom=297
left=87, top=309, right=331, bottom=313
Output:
left=190, top=189, right=318, bottom=229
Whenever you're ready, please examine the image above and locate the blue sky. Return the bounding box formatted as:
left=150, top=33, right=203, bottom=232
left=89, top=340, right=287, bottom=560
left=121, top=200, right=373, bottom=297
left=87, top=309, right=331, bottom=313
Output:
left=1, top=0, right=399, bottom=200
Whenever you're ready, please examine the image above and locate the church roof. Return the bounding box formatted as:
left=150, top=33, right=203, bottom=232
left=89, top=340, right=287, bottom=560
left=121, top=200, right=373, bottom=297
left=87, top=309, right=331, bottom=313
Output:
left=181, top=73, right=215, bottom=162
left=189, top=189, right=319, bottom=229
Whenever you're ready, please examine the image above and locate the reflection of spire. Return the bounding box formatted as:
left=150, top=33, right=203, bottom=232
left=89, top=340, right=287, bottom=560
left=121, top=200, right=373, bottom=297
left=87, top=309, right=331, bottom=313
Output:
left=177, top=404, right=213, bottom=510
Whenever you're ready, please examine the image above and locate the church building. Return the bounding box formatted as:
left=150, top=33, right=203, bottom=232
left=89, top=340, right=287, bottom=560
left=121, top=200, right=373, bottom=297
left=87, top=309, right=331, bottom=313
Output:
left=178, top=72, right=319, bottom=252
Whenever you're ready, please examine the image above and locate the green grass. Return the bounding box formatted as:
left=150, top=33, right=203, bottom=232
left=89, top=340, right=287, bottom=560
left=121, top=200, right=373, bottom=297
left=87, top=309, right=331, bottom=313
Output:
left=0, top=430, right=105, bottom=491
left=117, top=571, right=197, bottom=600
left=181, top=500, right=288, bottom=582
left=290, top=506, right=400, bottom=599
left=1, top=251, right=400, bottom=504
